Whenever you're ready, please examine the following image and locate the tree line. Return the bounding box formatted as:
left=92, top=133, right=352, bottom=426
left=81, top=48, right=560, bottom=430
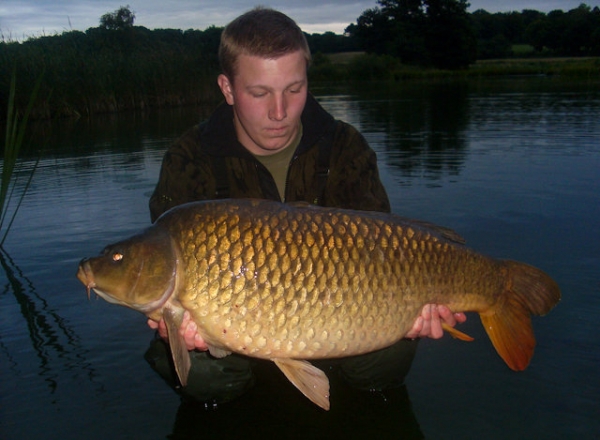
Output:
left=1, top=3, right=599, bottom=119
left=470, top=3, right=600, bottom=59
left=347, top=1, right=600, bottom=68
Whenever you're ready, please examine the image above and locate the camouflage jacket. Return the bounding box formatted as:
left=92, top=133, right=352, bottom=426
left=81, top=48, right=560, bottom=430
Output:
left=149, top=94, right=390, bottom=222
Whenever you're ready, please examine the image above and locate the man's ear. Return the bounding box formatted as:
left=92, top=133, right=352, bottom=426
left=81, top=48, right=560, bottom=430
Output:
left=217, top=74, right=235, bottom=105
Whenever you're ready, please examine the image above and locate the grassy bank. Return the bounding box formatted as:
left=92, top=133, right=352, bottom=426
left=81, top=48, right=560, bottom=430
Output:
left=470, top=56, right=600, bottom=77
left=310, top=52, right=600, bottom=81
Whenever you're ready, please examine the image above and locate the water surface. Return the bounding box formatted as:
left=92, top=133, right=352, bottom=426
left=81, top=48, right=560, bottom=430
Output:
left=1, top=77, right=598, bottom=439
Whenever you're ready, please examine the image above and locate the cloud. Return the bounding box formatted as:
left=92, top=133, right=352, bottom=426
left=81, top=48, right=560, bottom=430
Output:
left=2, top=0, right=599, bottom=41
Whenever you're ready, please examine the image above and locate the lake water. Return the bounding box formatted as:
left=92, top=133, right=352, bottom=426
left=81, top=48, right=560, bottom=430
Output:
left=1, top=77, right=599, bottom=439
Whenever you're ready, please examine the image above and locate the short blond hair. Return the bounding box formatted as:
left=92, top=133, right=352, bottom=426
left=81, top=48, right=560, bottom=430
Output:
left=219, top=7, right=311, bottom=81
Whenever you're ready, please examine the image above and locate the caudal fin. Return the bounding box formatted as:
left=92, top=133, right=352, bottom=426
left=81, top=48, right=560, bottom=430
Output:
left=480, top=260, right=560, bottom=371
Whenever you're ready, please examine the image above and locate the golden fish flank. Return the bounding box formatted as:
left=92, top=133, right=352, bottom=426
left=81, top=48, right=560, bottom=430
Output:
left=76, top=198, right=560, bottom=411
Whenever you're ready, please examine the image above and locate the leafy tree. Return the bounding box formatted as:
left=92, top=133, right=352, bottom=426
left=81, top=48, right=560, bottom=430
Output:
left=523, top=4, right=600, bottom=55
left=349, top=0, right=475, bottom=69
left=471, top=9, right=515, bottom=58
left=591, top=8, right=600, bottom=55
left=562, top=4, right=595, bottom=55
left=100, top=5, right=135, bottom=31
left=349, top=7, right=396, bottom=55
left=471, top=9, right=502, bottom=41
left=305, top=31, right=358, bottom=54
left=425, top=0, right=476, bottom=69
left=525, top=17, right=551, bottom=52
left=520, top=9, right=545, bottom=28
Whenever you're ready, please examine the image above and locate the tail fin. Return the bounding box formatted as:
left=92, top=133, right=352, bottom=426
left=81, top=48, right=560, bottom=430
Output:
left=480, top=260, right=560, bottom=371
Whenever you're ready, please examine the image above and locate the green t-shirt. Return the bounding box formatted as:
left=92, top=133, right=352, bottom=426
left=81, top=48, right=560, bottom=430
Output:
left=252, top=124, right=302, bottom=201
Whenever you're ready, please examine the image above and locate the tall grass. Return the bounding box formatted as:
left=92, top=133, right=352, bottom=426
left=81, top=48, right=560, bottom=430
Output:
left=0, top=28, right=222, bottom=120
left=0, top=68, right=44, bottom=247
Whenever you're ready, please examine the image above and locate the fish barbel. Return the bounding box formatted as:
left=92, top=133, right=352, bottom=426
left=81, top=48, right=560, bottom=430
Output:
left=76, top=199, right=560, bottom=410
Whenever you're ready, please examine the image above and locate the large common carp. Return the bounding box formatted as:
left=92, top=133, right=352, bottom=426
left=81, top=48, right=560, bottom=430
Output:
left=77, top=199, right=560, bottom=410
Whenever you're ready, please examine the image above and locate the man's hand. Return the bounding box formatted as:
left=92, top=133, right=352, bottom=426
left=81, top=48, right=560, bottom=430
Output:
left=147, top=311, right=208, bottom=351
left=148, top=304, right=467, bottom=351
left=405, top=304, right=467, bottom=339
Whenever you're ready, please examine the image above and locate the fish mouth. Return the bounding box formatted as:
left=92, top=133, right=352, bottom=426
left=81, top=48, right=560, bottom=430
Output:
left=76, top=258, right=128, bottom=306
left=77, top=259, right=97, bottom=300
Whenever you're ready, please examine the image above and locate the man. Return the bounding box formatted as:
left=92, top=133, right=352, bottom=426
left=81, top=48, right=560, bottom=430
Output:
left=146, top=7, right=465, bottom=405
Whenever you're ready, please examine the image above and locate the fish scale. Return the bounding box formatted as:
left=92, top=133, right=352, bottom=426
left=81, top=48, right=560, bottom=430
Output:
left=77, top=198, right=560, bottom=410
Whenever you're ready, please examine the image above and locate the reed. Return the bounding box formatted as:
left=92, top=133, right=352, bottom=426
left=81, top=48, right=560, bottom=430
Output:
left=0, top=68, right=44, bottom=247
left=0, top=28, right=222, bottom=120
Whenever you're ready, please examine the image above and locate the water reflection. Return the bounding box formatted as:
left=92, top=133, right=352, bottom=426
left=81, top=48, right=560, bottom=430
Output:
left=380, top=82, right=469, bottom=184
left=316, top=81, right=470, bottom=186
left=22, top=104, right=218, bottom=160
left=0, top=247, right=100, bottom=393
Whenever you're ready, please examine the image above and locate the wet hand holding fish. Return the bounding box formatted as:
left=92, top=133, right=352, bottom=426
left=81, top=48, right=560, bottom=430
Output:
left=76, top=199, right=560, bottom=410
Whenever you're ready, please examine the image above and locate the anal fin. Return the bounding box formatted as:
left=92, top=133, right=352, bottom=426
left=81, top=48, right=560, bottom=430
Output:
left=273, top=358, right=330, bottom=411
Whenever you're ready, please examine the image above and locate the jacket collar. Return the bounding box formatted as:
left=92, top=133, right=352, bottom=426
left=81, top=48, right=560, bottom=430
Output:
left=200, top=93, right=335, bottom=157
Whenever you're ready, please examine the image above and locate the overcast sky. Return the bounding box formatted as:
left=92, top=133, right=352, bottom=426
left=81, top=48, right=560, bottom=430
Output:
left=2, top=1, right=599, bottom=41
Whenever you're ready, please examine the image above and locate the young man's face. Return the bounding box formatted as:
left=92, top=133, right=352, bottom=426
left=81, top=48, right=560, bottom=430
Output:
left=218, top=50, right=308, bottom=156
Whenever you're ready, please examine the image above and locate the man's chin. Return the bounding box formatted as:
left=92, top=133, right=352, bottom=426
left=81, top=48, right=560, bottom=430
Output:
left=257, top=138, right=292, bottom=153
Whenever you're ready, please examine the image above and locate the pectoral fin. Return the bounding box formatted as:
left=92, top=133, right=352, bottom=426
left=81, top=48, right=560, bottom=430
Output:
left=273, top=358, right=330, bottom=411
left=163, top=305, right=191, bottom=386
left=441, top=323, right=474, bottom=341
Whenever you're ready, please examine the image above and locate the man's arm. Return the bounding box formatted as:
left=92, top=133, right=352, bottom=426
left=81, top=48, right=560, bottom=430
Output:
left=149, top=127, right=213, bottom=222
left=324, top=122, right=391, bottom=213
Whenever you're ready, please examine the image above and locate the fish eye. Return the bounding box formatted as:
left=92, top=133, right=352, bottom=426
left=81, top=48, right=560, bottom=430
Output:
left=112, top=252, right=123, bottom=262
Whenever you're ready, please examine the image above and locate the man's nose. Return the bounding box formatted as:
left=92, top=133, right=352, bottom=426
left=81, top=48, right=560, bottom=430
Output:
left=269, top=94, right=287, bottom=121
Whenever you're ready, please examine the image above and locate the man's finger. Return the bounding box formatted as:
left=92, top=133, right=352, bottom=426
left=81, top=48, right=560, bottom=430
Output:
left=405, top=316, right=423, bottom=339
